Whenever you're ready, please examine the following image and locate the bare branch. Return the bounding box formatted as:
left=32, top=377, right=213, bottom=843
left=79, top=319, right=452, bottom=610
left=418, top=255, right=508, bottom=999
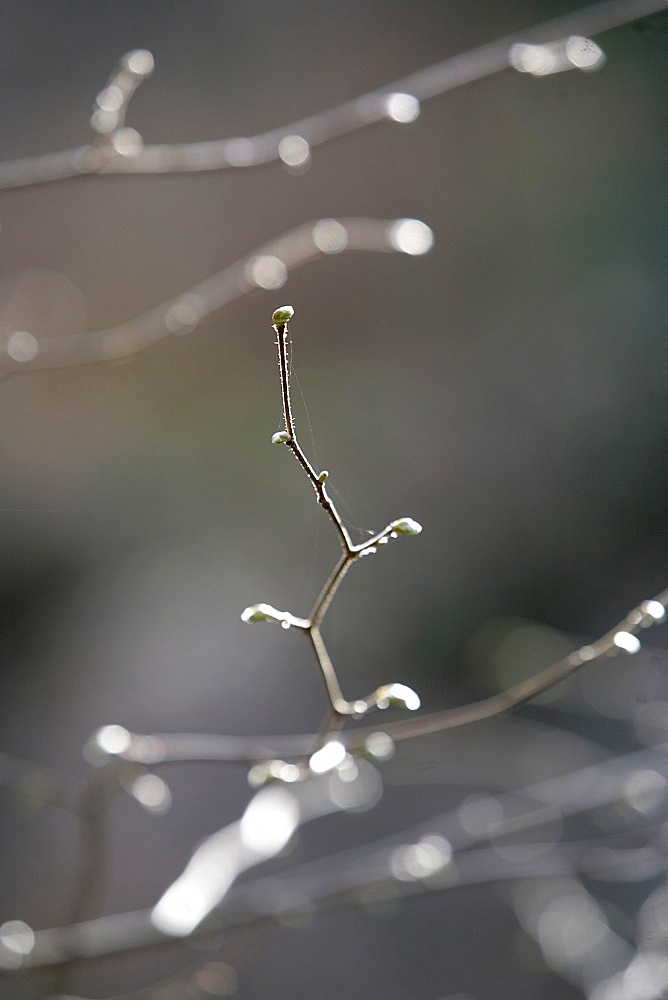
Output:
left=5, top=741, right=666, bottom=976
left=241, top=309, right=423, bottom=731
left=0, top=217, right=432, bottom=373
left=344, top=588, right=668, bottom=750
left=107, top=588, right=668, bottom=768
left=0, top=0, right=664, bottom=190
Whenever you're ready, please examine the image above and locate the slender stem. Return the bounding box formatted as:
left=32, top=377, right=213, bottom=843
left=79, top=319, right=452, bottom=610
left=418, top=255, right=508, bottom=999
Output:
left=309, top=626, right=347, bottom=711
left=312, top=707, right=345, bottom=751
left=352, top=523, right=394, bottom=553
left=276, top=323, right=296, bottom=442
left=309, top=553, right=354, bottom=629
left=276, top=321, right=352, bottom=552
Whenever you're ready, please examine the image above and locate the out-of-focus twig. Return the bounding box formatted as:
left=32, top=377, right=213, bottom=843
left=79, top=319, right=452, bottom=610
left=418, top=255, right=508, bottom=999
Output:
left=0, top=0, right=664, bottom=190
left=46, top=760, right=128, bottom=997
left=0, top=217, right=432, bottom=373
left=0, top=751, right=77, bottom=813
left=4, top=740, right=666, bottom=977
left=348, top=588, right=668, bottom=748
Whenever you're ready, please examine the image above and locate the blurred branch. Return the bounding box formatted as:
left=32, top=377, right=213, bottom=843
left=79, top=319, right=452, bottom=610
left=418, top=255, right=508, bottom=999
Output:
left=5, top=740, right=666, bottom=978
left=349, top=589, right=668, bottom=748
left=0, top=1, right=665, bottom=190
left=33, top=838, right=662, bottom=1000
left=46, top=761, right=129, bottom=997
left=0, top=751, right=77, bottom=813
left=1, top=763, right=383, bottom=972
left=0, top=217, right=431, bottom=373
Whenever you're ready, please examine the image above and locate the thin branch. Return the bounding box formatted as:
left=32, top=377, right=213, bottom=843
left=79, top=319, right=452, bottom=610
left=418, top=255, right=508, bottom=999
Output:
left=0, top=854, right=601, bottom=977
left=247, top=741, right=668, bottom=890
left=344, top=588, right=668, bottom=750
left=274, top=312, right=353, bottom=552
left=119, top=587, right=668, bottom=767
left=46, top=764, right=123, bottom=997
left=0, top=0, right=664, bottom=190
left=242, top=308, right=423, bottom=726
left=0, top=217, right=432, bottom=373
left=0, top=751, right=78, bottom=813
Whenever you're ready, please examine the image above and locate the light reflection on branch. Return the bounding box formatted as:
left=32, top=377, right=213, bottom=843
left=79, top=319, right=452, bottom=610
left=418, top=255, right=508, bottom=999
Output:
left=3, top=739, right=666, bottom=980
left=0, top=0, right=664, bottom=190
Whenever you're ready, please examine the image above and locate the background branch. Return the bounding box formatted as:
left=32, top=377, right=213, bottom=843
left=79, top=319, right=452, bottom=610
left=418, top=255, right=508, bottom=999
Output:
left=0, top=0, right=665, bottom=189
left=5, top=738, right=666, bottom=976
left=98, top=587, right=666, bottom=767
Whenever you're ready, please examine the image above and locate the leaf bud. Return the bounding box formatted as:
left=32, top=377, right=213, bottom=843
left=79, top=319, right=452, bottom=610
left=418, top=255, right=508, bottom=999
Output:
left=271, top=305, right=294, bottom=326
left=389, top=517, right=423, bottom=535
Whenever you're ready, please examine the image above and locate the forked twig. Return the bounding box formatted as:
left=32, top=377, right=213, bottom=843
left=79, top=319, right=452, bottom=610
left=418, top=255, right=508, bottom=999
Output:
left=241, top=307, right=423, bottom=744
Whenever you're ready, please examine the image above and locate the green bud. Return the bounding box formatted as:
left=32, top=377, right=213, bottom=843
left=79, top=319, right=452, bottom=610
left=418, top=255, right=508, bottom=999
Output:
left=390, top=517, right=422, bottom=535
left=271, top=430, right=291, bottom=445
left=317, top=469, right=329, bottom=483
left=241, top=603, right=281, bottom=624
left=272, top=305, right=294, bottom=326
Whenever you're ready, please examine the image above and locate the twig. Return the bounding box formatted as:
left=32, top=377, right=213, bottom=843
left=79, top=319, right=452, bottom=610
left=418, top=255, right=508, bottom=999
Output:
left=0, top=217, right=432, bottom=373
left=46, top=763, right=122, bottom=997
left=345, top=588, right=668, bottom=749
left=241, top=307, right=423, bottom=733
left=5, top=741, right=666, bottom=975
left=0, top=0, right=665, bottom=190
